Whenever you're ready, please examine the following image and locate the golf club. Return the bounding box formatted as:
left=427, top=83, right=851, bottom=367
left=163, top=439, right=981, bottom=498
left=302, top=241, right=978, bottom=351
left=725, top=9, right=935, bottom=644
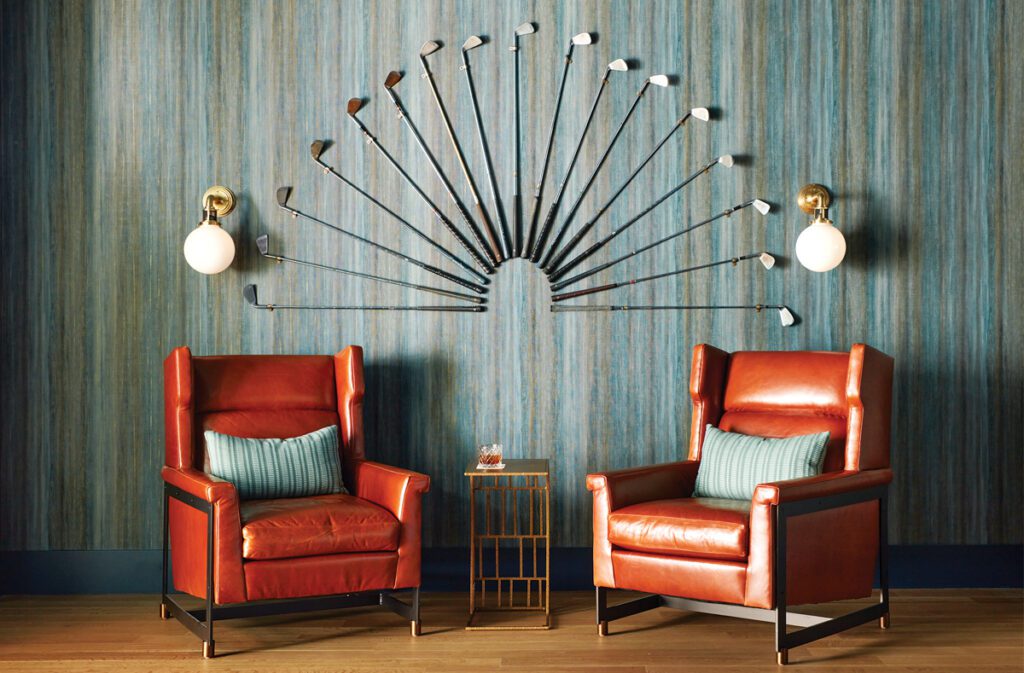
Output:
left=550, top=302, right=796, bottom=326
left=548, top=154, right=733, bottom=281
left=542, top=107, right=710, bottom=272
left=551, top=252, right=775, bottom=301
left=461, top=35, right=511, bottom=260
left=310, top=139, right=488, bottom=286
left=382, top=71, right=500, bottom=267
left=528, top=59, right=630, bottom=264
left=256, top=233, right=484, bottom=304
left=244, top=284, right=485, bottom=313
left=523, top=31, right=594, bottom=257
left=550, top=197, right=771, bottom=292
left=276, top=186, right=490, bottom=292
left=533, top=74, right=671, bottom=264
left=509, top=21, right=536, bottom=255
left=346, top=97, right=495, bottom=275
left=418, top=41, right=504, bottom=263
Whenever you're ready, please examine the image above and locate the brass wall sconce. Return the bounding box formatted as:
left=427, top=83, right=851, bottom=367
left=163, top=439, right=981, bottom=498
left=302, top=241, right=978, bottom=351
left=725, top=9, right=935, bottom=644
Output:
left=184, top=186, right=237, bottom=274
left=795, top=184, right=846, bottom=272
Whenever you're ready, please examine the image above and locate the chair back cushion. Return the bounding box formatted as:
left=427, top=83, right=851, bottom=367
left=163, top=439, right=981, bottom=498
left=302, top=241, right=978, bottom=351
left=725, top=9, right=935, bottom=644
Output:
left=693, top=425, right=829, bottom=499
left=689, top=345, right=893, bottom=472
left=205, top=425, right=344, bottom=500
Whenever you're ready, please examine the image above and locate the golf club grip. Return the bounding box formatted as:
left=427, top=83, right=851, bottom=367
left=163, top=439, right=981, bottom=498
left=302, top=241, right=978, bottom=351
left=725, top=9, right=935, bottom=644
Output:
left=412, top=261, right=488, bottom=294
left=530, top=204, right=559, bottom=263
left=544, top=221, right=592, bottom=273
left=551, top=283, right=617, bottom=302
left=549, top=240, right=604, bottom=282
left=550, top=305, right=606, bottom=312
left=512, top=195, right=522, bottom=255
left=475, top=202, right=503, bottom=263
left=455, top=202, right=499, bottom=267
left=523, top=197, right=542, bottom=258
left=435, top=215, right=495, bottom=275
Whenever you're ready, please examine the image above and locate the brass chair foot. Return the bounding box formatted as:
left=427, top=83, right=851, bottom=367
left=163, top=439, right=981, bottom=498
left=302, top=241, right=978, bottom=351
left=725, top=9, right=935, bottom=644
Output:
left=203, top=641, right=214, bottom=659
left=777, top=650, right=789, bottom=665
left=411, top=620, right=421, bottom=637
left=159, top=604, right=169, bottom=620
left=880, top=612, right=890, bottom=629
left=598, top=620, right=608, bottom=636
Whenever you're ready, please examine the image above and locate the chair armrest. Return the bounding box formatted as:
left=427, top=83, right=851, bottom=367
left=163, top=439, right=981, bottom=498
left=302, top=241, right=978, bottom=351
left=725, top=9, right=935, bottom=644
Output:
left=586, top=461, right=700, bottom=510
left=161, top=466, right=237, bottom=504
left=160, top=466, right=246, bottom=604
left=353, top=460, right=430, bottom=521
left=752, top=468, right=892, bottom=507
left=353, top=460, right=430, bottom=589
left=587, top=461, right=699, bottom=589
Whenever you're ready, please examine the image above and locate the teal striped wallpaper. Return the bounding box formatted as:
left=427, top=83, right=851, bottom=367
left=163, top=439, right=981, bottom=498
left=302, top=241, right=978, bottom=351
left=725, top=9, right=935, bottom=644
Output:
left=1, top=0, right=1020, bottom=550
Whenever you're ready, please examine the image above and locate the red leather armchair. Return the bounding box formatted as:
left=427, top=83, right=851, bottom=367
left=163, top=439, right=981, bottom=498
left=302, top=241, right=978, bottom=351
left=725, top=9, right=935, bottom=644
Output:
left=588, top=344, right=894, bottom=665
left=160, top=346, right=429, bottom=657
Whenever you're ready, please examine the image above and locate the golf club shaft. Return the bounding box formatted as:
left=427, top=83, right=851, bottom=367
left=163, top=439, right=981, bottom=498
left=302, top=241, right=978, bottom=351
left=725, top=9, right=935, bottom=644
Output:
left=348, top=114, right=495, bottom=274
left=550, top=202, right=754, bottom=291
left=420, top=56, right=503, bottom=263
left=535, top=81, right=651, bottom=265
left=384, top=87, right=501, bottom=268
left=551, top=304, right=782, bottom=313
left=551, top=254, right=760, bottom=301
left=264, top=251, right=485, bottom=303
left=461, top=50, right=512, bottom=260
left=548, top=161, right=715, bottom=282
left=524, top=41, right=577, bottom=257
left=315, top=159, right=488, bottom=285
left=283, top=205, right=490, bottom=291
left=254, top=303, right=484, bottom=312
left=543, top=118, right=684, bottom=272
left=528, top=70, right=611, bottom=261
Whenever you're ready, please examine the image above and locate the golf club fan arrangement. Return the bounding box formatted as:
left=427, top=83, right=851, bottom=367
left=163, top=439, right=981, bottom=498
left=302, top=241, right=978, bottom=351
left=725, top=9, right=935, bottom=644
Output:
left=245, top=23, right=794, bottom=327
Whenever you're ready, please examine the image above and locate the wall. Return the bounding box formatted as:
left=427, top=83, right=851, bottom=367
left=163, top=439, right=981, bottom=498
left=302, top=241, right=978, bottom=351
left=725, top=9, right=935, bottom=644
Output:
left=1, top=0, right=1021, bottom=554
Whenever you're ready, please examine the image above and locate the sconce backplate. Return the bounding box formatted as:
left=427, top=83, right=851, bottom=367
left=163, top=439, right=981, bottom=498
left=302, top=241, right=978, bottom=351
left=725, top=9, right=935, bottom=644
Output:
left=797, top=183, right=831, bottom=214
left=203, top=185, right=237, bottom=217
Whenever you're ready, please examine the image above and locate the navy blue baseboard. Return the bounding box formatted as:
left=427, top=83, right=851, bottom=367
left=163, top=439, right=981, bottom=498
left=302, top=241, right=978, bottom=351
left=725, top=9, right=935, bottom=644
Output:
left=1, top=545, right=1019, bottom=594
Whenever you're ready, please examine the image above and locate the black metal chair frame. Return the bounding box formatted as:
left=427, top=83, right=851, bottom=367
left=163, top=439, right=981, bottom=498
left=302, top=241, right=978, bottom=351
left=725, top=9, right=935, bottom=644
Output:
left=160, top=482, right=421, bottom=658
left=595, top=484, right=890, bottom=665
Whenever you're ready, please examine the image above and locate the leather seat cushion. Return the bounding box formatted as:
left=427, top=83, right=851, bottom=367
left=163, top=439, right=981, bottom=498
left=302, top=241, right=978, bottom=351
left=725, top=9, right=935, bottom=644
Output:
left=608, top=497, right=751, bottom=561
left=240, top=494, right=400, bottom=560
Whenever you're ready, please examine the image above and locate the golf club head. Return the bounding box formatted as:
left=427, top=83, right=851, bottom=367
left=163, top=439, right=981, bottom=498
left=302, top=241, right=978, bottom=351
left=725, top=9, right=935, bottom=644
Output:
left=514, top=22, right=535, bottom=36
left=753, top=199, right=771, bottom=215
left=691, top=107, right=710, bottom=121
left=256, top=234, right=270, bottom=256
left=608, top=58, right=629, bottom=71
left=310, top=140, right=326, bottom=161
left=384, top=71, right=403, bottom=89
left=718, top=154, right=735, bottom=167
left=346, top=98, right=364, bottom=116
left=463, top=35, right=484, bottom=51
left=243, top=284, right=259, bottom=306
left=276, top=187, right=295, bottom=212
left=420, top=40, right=441, bottom=57
left=648, top=74, right=670, bottom=87
left=778, top=306, right=795, bottom=327
left=759, top=252, right=776, bottom=269
left=572, top=32, right=593, bottom=45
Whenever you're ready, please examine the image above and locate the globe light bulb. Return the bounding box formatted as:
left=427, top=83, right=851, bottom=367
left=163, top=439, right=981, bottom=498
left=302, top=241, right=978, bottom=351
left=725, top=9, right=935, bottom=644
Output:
left=184, top=219, right=235, bottom=274
left=795, top=215, right=846, bottom=272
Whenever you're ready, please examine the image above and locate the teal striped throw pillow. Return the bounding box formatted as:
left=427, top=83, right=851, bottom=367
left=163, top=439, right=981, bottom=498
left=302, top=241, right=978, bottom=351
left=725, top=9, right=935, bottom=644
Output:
left=205, top=425, right=344, bottom=500
left=693, top=425, right=829, bottom=500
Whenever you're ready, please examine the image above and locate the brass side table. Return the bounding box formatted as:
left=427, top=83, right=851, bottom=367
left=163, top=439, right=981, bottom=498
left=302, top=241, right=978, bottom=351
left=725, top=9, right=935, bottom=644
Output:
left=465, top=459, right=551, bottom=629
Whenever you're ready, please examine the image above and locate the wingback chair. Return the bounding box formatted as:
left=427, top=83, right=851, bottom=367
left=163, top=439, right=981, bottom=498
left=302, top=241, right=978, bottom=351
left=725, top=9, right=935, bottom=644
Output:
left=587, top=344, right=894, bottom=665
left=160, top=346, right=429, bottom=657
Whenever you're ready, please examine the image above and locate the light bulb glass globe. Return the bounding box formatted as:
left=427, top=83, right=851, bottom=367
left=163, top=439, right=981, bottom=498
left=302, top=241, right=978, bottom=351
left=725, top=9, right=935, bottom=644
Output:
left=795, top=219, right=846, bottom=272
left=184, top=221, right=235, bottom=274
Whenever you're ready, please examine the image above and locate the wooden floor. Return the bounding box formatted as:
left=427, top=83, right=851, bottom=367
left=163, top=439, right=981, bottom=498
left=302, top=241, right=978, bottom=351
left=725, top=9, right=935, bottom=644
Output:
left=0, top=591, right=1020, bottom=672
